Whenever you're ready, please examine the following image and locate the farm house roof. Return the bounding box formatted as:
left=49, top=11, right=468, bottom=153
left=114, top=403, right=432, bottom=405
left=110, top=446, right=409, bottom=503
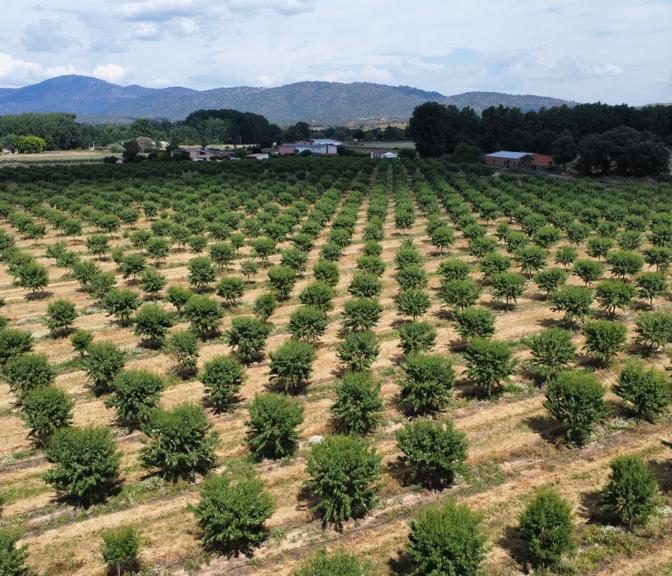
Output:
left=485, top=151, right=533, bottom=159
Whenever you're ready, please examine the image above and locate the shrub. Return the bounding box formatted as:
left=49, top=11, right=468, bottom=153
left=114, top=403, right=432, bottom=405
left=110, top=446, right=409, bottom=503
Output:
left=46, top=299, right=77, bottom=336
left=0, top=328, right=33, bottom=366
left=363, top=241, right=382, bottom=257
left=348, top=271, right=382, bottom=298
left=430, top=225, right=454, bottom=253
left=268, top=265, right=297, bottom=301
left=101, top=526, right=139, bottom=576
left=464, top=338, right=515, bottom=397
left=600, top=455, right=658, bottom=528
left=201, top=355, right=246, bottom=412
left=281, top=247, right=308, bottom=272
left=313, top=259, right=339, bottom=287
left=240, top=259, right=258, bottom=281
left=395, top=289, right=431, bottom=319
left=439, top=278, right=481, bottom=312
left=490, top=272, right=526, bottom=309
left=294, top=550, right=374, bottom=576
left=395, top=244, right=422, bottom=269
left=253, top=292, right=277, bottom=321
left=84, top=341, right=126, bottom=395
left=518, top=490, right=574, bottom=567
left=209, top=242, right=236, bottom=269
left=304, top=435, right=381, bottom=529
left=70, top=329, right=93, bottom=357
left=555, top=245, right=578, bottom=268
left=4, top=352, right=55, bottom=400
left=636, top=272, right=667, bottom=307
left=595, top=280, right=636, bottom=317
left=320, top=243, right=341, bottom=263
left=583, top=320, right=627, bottom=366
left=140, top=268, right=166, bottom=299
left=544, top=370, right=606, bottom=445
left=246, top=392, right=304, bottom=460
left=299, top=281, right=334, bottom=311
left=342, top=297, right=382, bottom=332
left=289, top=306, right=329, bottom=343
left=479, top=252, right=511, bottom=279
left=184, top=295, right=223, bottom=337
left=644, top=246, right=672, bottom=272
left=395, top=265, right=428, bottom=291
left=269, top=339, right=315, bottom=393
left=400, top=354, right=455, bottom=415
left=72, top=260, right=99, bottom=289
left=396, top=419, right=467, bottom=488
left=399, top=321, right=436, bottom=355
left=166, top=285, right=192, bottom=313
left=44, top=426, right=120, bottom=505
left=21, top=385, right=73, bottom=444
left=437, top=258, right=470, bottom=281
left=356, top=255, right=385, bottom=277
left=165, top=330, right=199, bottom=378
left=337, top=331, right=380, bottom=372
left=534, top=268, right=568, bottom=298
left=119, top=253, right=147, bottom=282
left=146, top=236, right=170, bottom=264
left=517, top=246, right=548, bottom=277
left=0, top=528, right=29, bottom=576
left=106, top=370, right=164, bottom=429
left=607, top=250, right=644, bottom=279
left=252, top=236, right=275, bottom=266
left=87, top=271, right=116, bottom=301
left=133, top=304, right=175, bottom=346
left=331, top=372, right=384, bottom=435
left=194, top=472, right=274, bottom=555
left=103, top=288, right=141, bottom=326
left=140, top=403, right=218, bottom=480
left=527, top=328, right=576, bottom=383
left=635, top=311, right=672, bottom=352
left=216, top=276, right=245, bottom=307
left=16, top=261, right=49, bottom=294
left=614, top=360, right=671, bottom=422
left=551, top=285, right=593, bottom=326
left=455, top=306, right=495, bottom=341
left=406, top=500, right=486, bottom=576
left=587, top=236, right=613, bottom=260
left=225, top=316, right=271, bottom=363
left=573, top=259, right=604, bottom=286
left=187, top=257, right=216, bottom=291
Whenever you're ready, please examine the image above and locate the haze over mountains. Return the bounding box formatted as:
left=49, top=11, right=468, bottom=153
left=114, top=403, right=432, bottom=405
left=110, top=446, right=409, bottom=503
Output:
left=0, top=75, right=575, bottom=125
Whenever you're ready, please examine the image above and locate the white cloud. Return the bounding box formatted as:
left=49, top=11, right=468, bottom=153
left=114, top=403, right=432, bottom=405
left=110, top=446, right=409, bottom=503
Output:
left=0, top=52, right=130, bottom=87
left=92, top=63, right=130, bottom=82
left=0, top=52, right=43, bottom=86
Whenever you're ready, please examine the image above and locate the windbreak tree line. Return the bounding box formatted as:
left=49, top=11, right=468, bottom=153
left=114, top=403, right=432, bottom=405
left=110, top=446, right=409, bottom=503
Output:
left=409, top=100, right=671, bottom=176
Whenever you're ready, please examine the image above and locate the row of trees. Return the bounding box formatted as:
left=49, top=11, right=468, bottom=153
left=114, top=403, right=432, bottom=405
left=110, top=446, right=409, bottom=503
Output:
left=409, top=101, right=671, bottom=176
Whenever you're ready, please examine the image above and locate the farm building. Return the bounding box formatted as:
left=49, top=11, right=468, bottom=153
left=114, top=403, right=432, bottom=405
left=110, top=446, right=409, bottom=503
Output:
left=277, top=139, right=342, bottom=156
left=484, top=151, right=533, bottom=168
left=370, top=150, right=400, bottom=159
left=485, top=151, right=555, bottom=168
left=176, top=147, right=234, bottom=161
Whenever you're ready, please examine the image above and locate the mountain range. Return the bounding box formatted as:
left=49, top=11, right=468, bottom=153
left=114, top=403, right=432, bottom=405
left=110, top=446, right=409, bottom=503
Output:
left=0, top=75, right=575, bottom=125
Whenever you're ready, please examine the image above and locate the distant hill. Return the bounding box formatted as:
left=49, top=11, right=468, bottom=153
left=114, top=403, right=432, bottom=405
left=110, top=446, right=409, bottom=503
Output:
left=0, top=75, right=575, bottom=125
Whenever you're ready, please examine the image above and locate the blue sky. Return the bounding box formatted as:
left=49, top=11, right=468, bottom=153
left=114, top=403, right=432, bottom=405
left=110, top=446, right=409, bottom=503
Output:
left=1, top=0, right=670, bottom=104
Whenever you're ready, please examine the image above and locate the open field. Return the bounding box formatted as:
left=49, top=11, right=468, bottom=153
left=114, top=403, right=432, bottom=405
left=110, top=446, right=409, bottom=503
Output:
left=0, top=150, right=109, bottom=164
left=1, top=158, right=672, bottom=575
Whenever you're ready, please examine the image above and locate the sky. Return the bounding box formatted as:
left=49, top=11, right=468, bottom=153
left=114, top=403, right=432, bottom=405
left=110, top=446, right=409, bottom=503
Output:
left=0, top=0, right=671, bottom=105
